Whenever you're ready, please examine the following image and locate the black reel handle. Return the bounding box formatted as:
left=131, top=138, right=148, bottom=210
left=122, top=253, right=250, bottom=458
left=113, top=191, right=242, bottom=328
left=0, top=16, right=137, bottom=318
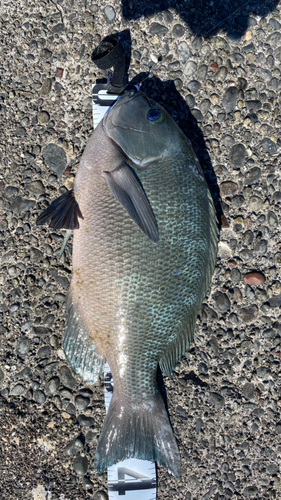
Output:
left=91, top=36, right=127, bottom=94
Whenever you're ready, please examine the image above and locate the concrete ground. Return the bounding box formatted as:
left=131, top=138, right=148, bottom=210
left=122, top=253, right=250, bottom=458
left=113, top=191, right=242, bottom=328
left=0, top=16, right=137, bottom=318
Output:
left=0, top=0, right=281, bottom=498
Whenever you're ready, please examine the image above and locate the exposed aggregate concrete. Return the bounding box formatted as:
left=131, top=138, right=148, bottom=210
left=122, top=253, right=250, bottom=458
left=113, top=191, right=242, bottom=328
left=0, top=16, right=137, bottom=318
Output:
left=1, top=0, right=281, bottom=499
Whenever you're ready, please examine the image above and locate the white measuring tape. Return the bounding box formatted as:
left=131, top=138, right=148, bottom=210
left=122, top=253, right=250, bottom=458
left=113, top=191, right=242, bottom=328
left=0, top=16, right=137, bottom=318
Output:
left=92, top=85, right=157, bottom=499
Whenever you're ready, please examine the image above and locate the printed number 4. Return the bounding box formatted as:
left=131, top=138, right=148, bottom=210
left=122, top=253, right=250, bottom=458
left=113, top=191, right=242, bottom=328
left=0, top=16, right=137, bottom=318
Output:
left=109, top=467, right=156, bottom=496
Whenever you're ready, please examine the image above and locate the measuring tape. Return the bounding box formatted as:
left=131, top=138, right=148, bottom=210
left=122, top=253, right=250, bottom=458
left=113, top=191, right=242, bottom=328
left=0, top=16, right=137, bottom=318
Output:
left=92, top=86, right=157, bottom=499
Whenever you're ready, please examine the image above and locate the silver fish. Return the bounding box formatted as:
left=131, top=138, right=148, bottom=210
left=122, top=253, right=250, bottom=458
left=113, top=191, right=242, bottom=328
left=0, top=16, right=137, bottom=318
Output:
left=37, top=89, right=218, bottom=478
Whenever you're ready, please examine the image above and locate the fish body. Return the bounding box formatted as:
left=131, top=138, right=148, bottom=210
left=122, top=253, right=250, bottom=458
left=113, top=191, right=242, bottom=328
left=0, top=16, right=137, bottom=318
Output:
left=37, top=90, right=218, bottom=478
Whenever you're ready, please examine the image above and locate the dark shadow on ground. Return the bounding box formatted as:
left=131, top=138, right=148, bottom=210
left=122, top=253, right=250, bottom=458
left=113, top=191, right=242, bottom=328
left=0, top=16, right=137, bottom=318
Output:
left=130, top=72, right=223, bottom=222
left=122, top=0, right=279, bottom=38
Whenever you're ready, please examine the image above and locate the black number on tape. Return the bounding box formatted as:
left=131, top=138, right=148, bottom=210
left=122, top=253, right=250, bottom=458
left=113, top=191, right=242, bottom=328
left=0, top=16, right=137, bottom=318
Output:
left=109, top=467, right=156, bottom=496
left=104, top=371, right=114, bottom=393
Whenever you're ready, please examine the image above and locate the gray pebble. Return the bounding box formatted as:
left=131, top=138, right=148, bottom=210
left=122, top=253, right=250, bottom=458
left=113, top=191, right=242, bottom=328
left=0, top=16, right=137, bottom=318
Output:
left=249, top=196, right=263, bottom=212
left=78, top=415, right=95, bottom=427
left=222, top=134, right=235, bottom=148
left=192, top=37, right=202, bottom=51
left=200, top=99, right=211, bottom=114
left=60, top=365, right=76, bottom=390
left=43, top=314, right=55, bottom=327
left=244, top=167, right=261, bottom=185
left=82, top=97, right=93, bottom=110
left=191, top=108, right=203, bottom=122
left=198, top=362, right=208, bottom=374
left=0, top=368, right=5, bottom=388
left=231, top=268, right=241, bottom=283
left=183, top=61, right=197, bottom=77
left=187, top=80, right=201, bottom=93
left=41, top=48, right=53, bottom=60
left=66, top=437, right=84, bottom=456
left=222, top=86, right=238, bottom=113
left=232, top=194, right=245, bottom=208
left=246, top=100, right=262, bottom=111
left=4, top=186, right=18, bottom=198
left=25, top=180, right=45, bottom=196
left=177, top=41, right=191, bottom=62
left=34, top=390, right=46, bottom=404
left=229, top=144, right=246, bottom=169
left=186, top=474, right=200, bottom=489
left=216, top=66, right=227, bottom=81
left=30, top=247, right=43, bottom=262
left=52, top=23, right=65, bottom=33
left=259, top=138, right=277, bottom=155
left=209, top=392, right=225, bottom=409
left=73, top=454, right=88, bottom=476
left=149, top=23, right=168, bottom=35
left=185, top=94, right=195, bottom=108
left=17, top=367, right=32, bottom=380
left=16, top=337, right=30, bottom=357
left=37, top=345, right=52, bottom=358
left=196, top=64, right=208, bottom=81
left=269, top=294, right=281, bottom=307
left=269, top=18, right=281, bottom=29
left=172, top=24, right=185, bottom=38
left=42, top=143, right=67, bottom=177
left=220, top=181, right=238, bottom=197
left=242, top=230, right=253, bottom=245
left=38, top=111, right=50, bottom=125
left=195, top=418, right=203, bottom=432
left=104, top=6, right=115, bottom=23
left=45, top=376, right=60, bottom=394
left=240, top=248, right=253, bottom=262
left=10, top=196, right=35, bottom=214
left=83, top=476, right=94, bottom=489
left=93, top=491, right=108, bottom=500
left=174, top=79, right=183, bottom=91
left=266, top=463, right=279, bottom=475
left=85, top=430, right=95, bottom=442
left=243, top=486, right=258, bottom=497
left=255, top=239, right=267, bottom=254
left=239, top=305, right=258, bottom=323
left=242, top=382, right=255, bottom=400
left=67, top=403, right=76, bottom=415
left=33, top=326, right=51, bottom=336
left=11, top=384, right=26, bottom=396
left=75, top=395, right=90, bottom=411
left=15, top=127, right=26, bottom=137
left=213, top=291, right=230, bottom=313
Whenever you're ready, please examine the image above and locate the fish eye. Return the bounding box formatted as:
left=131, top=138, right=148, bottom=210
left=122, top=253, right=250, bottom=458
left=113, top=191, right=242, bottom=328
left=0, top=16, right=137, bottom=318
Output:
left=147, top=108, right=165, bottom=123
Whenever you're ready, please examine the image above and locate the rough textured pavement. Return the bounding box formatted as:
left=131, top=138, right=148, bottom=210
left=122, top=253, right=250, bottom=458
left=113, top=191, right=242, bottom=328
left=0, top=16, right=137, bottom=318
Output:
left=1, top=0, right=281, bottom=499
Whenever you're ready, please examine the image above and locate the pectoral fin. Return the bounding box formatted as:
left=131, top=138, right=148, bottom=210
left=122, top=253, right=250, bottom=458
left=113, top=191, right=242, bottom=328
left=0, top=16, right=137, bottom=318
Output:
left=102, top=163, right=159, bottom=243
left=36, top=189, right=83, bottom=229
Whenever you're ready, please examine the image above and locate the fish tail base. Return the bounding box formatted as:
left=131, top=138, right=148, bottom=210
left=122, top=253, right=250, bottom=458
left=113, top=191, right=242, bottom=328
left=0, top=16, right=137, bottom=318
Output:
left=94, top=390, right=180, bottom=479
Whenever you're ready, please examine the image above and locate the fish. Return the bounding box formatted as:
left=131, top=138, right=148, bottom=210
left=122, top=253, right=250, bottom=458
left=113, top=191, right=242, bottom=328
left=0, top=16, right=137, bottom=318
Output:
left=36, top=89, right=218, bottom=479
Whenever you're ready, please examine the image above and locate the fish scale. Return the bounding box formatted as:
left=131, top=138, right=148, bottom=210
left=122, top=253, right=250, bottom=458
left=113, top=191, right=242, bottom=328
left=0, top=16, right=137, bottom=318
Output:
left=36, top=89, right=218, bottom=478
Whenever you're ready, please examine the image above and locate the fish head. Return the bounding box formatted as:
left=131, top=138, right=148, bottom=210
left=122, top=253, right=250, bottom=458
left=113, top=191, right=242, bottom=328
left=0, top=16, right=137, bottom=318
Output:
left=102, top=89, right=179, bottom=167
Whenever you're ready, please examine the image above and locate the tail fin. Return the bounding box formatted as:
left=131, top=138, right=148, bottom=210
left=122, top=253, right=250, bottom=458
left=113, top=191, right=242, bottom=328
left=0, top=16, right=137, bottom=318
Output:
left=94, top=390, right=181, bottom=479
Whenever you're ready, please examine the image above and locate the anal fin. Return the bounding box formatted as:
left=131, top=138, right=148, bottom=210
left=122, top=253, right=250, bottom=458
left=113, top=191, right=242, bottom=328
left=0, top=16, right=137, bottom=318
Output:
left=159, top=313, right=197, bottom=378
left=63, top=293, right=104, bottom=384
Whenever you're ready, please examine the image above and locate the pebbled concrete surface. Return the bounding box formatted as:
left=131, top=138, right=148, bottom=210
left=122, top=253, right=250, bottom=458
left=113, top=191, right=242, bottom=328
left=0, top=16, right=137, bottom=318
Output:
left=0, top=1, right=281, bottom=499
